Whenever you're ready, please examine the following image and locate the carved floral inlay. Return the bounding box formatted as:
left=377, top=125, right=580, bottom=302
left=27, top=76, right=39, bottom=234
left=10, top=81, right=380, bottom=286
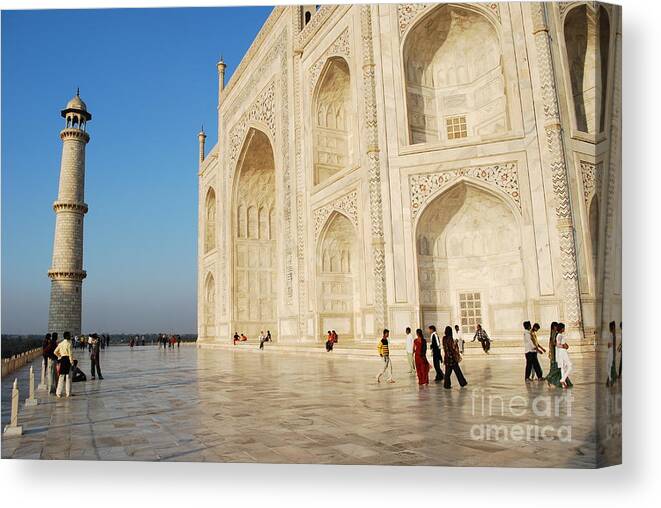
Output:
left=397, top=3, right=500, bottom=37
left=309, top=28, right=351, bottom=90
left=228, top=81, right=276, bottom=169
left=580, top=161, right=602, bottom=206
left=409, top=162, right=520, bottom=220
left=313, top=190, right=358, bottom=239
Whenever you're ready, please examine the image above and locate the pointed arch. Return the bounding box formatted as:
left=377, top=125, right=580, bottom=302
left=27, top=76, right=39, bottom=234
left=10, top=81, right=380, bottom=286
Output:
left=232, top=127, right=278, bottom=340
left=313, top=57, right=353, bottom=185
left=403, top=4, right=509, bottom=145
left=203, top=272, right=216, bottom=337
left=416, top=181, right=526, bottom=336
left=316, top=211, right=360, bottom=339
left=564, top=4, right=611, bottom=134
left=204, top=187, right=217, bottom=253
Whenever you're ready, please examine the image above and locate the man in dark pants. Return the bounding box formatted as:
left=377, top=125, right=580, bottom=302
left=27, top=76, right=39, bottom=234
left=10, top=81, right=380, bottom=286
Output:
left=523, top=321, right=543, bottom=381
left=428, top=325, right=444, bottom=382
left=89, top=333, right=104, bottom=380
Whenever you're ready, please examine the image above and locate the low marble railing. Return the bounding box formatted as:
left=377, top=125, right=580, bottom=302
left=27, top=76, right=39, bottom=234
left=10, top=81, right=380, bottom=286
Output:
left=1, top=348, right=42, bottom=378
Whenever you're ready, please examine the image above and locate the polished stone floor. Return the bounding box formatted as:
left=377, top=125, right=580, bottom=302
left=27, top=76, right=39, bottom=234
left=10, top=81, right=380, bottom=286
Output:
left=1, top=345, right=621, bottom=467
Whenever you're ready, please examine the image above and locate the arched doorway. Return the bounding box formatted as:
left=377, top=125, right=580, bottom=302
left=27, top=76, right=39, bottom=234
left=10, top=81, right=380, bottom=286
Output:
left=313, top=57, right=353, bottom=185
left=564, top=4, right=610, bottom=134
left=232, top=128, right=277, bottom=340
left=203, top=273, right=216, bottom=338
left=416, top=182, right=525, bottom=338
left=403, top=5, right=508, bottom=145
left=317, top=211, right=359, bottom=341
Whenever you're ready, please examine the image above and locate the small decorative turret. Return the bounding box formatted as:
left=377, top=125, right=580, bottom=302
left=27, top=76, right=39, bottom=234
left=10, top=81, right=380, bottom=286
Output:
left=198, top=126, right=207, bottom=165
left=217, top=56, right=226, bottom=108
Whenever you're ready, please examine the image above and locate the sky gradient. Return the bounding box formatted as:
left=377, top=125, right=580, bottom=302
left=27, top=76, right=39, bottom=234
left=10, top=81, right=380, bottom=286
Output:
left=1, top=6, right=272, bottom=334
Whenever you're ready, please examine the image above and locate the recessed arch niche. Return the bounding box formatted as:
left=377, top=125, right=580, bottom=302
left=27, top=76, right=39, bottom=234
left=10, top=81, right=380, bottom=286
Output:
left=203, top=273, right=216, bottom=338
left=564, top=4, right=610, bottom=134
left=317, top=211, right=359, bottom=340
left=204, top=187, right=216, bottom=253
left=403, top=5, right=509, bottom=145
left=416, top=182, right=525, bottom=335
left=313, top=57, right=353, bottom=185
left=232, top=128, right=277, bottom=340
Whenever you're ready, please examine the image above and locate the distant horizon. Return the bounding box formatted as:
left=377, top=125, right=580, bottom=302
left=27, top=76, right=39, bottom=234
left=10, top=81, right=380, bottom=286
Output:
left=1, top=6, right=272, bottom=334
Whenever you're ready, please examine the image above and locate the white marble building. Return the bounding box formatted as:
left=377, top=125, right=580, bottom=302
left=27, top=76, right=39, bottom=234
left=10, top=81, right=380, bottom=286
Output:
left=197, top=3, right=621, bottom=348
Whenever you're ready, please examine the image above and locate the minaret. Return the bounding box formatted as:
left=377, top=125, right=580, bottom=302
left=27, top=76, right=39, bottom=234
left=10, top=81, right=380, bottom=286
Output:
left=217, top=56, right=226, bottom=108
left=198, top=126, right=206, bottom=165
left=47, top=90, right=92, bottom=336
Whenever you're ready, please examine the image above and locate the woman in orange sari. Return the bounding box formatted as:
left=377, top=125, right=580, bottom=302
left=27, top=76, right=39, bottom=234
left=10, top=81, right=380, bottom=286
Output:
left=413, top=328, right=430, bottom=386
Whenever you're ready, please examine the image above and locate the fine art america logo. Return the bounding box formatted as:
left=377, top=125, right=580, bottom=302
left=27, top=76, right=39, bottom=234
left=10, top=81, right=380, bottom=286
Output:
left=470, top=389, right=574, bottom=442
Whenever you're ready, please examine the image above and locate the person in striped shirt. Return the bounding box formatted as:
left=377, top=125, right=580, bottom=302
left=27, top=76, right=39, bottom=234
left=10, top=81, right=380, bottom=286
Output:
left=376, top=329, right=395, bottom=384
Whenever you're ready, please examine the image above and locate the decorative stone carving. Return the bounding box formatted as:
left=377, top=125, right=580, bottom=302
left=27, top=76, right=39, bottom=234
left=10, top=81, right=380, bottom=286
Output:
left=361, top=5, right=388, bottom=331
left=398, top=3, right=430, bottom=36
left=531, top=2, right=582, bottom=328
left=313, top=190, right=359, bottom=239
left=409, top=162, right=520, bottom=220
left=398, top=3, right=500, bottom=37
left=580, top=161, right=602, bottom=206
left=309, top=29, right=351, bottom=91
left=295, top=4, right=338, bottom=50
left=228, top=81, right=276, bottom=168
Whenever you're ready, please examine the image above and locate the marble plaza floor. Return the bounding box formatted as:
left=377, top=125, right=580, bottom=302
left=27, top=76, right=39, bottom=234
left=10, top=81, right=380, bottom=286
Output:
left=1, top=344, right=621, bottom=467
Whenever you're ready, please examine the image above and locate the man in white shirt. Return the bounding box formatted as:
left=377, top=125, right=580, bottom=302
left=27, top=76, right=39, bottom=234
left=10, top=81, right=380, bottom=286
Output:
left=405, top=327, right=415, bottom=374
left=454, top=325, right=464, bottom=354
left=523, top=321, right=543, bottom=381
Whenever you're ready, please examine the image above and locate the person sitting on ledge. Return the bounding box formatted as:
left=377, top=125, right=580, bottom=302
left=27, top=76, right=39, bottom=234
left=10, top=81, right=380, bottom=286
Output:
left=240, top=333, right=248, bottom=342
left=233, top=332, right=240, bottom=345
left=71, top=359, right=87, bottom=383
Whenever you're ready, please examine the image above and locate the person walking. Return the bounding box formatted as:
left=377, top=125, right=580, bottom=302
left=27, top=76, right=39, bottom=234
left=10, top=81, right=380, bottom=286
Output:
left=429, top=325, right=444, bottom=382
left=442, top=326, right=467, bottom=389
left=376, top=329, right=395, bottom=384
left=89, top=333, right=104, bottom=380
left=555, top=323, right=572, bottom=389
left=523, top=321, right=544, bottom=381
left=472, top=324, right=491, bottom=354
left=454, top=325, right=465, bottom=354
left=259, top=330, right=267, bottom=350
left=413, top=329, right=430, bottom=386
left=54, top=331, right=74, bottom=398
left=405, top=327, right=415, bottom=374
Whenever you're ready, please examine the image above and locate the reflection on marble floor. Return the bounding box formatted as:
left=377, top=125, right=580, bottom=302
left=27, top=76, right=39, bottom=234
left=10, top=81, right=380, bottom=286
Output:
left=1, top=345, right=621, bottom=467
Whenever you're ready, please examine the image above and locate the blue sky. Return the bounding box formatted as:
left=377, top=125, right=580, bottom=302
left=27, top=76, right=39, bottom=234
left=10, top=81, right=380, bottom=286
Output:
left=1, top=6, right=272, bottom=334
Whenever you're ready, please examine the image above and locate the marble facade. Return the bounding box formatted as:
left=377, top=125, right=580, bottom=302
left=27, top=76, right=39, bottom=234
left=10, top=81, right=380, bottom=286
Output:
left=197, top=3, right=622, bottom=348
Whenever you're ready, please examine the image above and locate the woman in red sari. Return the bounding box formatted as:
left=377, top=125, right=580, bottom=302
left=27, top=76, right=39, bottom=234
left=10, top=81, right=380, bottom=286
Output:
left=413, top=328, right=430, bottom=386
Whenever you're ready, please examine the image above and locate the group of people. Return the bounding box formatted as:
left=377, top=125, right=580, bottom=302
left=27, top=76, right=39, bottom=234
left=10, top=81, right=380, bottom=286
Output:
left=325, top=330, right=339, bottom=352
left=522, top=321, right=572, bottom=388
left=72, top=333, right=110, bottom=350
left=379, top=325, right=468, bottom=389
left=129, top=335, right=146, bottom=347
left=157, top=334, right=181, bottom=348
left=42, top=331, right=103, bottom=398
left=231, top=331, right=272, bottom=348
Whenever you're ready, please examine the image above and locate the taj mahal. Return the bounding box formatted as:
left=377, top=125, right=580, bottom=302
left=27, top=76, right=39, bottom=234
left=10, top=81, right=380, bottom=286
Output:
left=196, top=3, right=622, bottom=348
